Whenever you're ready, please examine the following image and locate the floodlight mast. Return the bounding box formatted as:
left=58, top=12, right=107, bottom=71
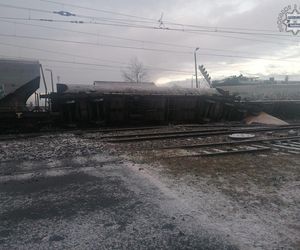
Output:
left=199, top=65, right=212, bottom=88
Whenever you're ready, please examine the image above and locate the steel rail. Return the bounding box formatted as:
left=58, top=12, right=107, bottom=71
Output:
left=159, top=136, right=300, bottom=149
left=100, top=128, right=230, bottom=139
left=0, top=125, right=176, bottom=140
left=105, top=126, right=300, bottom=143
left=164, top=147, right=271, bottom=158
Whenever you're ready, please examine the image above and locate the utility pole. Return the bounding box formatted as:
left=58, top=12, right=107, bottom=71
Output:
left=45, top=68, right=54, bottom=93
left=194, top=48, right=199, bottom=88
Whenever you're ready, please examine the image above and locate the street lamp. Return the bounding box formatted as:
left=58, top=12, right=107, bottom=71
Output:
left=194, top=48, right=199, bottom=88
left=45, top=68, right=54, bottom=93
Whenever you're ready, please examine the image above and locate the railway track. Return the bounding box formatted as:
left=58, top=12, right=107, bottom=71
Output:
left=167, top=145, right=272, bottom=158
left=0, top=124, right=217, bottom=141
left=1, top=123, right=300, bottom=158
left=0, top=125, right=177, bottom=141
left=161, top=136, right=300, bottom=158
left=1, top=123, right=299, bottom=142
left=96, top=124, right=300, bottom=158
left=99, top=128, right=230, bottom=139
left=105, top=125, right=300, bottom=143
left=160, top=136, right=300, bottom=149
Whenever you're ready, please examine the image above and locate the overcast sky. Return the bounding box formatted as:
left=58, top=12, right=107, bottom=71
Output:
left=0, top=0, right=299, bottom=88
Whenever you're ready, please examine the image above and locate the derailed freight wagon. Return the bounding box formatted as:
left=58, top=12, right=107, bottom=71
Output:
left=50, top=82, right=246, bottom=127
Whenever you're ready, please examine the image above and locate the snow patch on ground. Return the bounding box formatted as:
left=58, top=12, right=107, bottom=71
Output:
left=124, top=159, right=300, bottom=250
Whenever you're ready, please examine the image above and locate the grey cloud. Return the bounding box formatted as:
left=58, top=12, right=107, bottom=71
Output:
left=0, top=0, right=298, bottom=87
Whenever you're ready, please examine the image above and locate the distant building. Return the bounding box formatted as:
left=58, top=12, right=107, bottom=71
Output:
left=211, top=75, right=300, bottom=101
left=212, top=75, right=300, bottom=87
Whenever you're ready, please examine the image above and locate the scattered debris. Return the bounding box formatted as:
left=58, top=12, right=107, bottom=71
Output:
left=228, top=133, right=255, bottom=140
left=288, top=129, right=298, bottom=136
left=245, top=112, right=289, bottom=126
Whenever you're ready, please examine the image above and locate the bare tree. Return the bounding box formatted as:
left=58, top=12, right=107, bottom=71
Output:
left=122, top=57, right=147, bottom=83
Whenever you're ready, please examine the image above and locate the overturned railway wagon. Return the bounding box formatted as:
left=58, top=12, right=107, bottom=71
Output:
left=213, top=81, right=300, bottom=119
left=51, top=82, right=246, bottom=127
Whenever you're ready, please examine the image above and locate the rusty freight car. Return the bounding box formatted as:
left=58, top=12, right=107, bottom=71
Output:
left=50, top=82, right=246, bottom=127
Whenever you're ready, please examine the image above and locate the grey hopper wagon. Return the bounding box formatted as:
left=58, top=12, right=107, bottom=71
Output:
left=0, top=59, right=51, bottom=132
left=0, top=59, right=40, bottom=112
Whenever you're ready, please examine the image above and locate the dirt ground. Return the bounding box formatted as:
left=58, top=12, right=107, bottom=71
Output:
left=0, top=126, right=299, bottom=249
left=101, top=126, right=300, bottom=249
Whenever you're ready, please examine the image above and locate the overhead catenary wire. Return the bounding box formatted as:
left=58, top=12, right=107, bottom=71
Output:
left=0, top=3, right=296, bottom=45
left=0, top=1, right=296, bottom=85
left=42, top=64, right=134, bottom=73
left=45, top=62, right=192, bottom=75
left=40, top=0, right=157, bottom=22
left=0, top=38, right=230, bottom=71
left=0, top=32, right=298, bottom=63
left=184, top=30, right=294, bottom=46
left=0, top=41, right=126, bottom=65
left=39, top=0, right=293, bottom=34
left=0, top=54, right=194, bottom=75
left=0, top=33, right=193, bottom=55
left=0, top=42, right=195, bottom=74
left=0, top=14, right=297, bottom=45
left=0, top=3, right=54, bottom=14
left=0, top=2, right=299, bottom=76
left=0, top=3, right=298, bottom=42
left=34, top=0, right=300, bottom=43
left=0, top=18, right=282, bottom=56
left=0, top=17, right=295, bottom=46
